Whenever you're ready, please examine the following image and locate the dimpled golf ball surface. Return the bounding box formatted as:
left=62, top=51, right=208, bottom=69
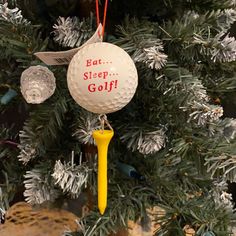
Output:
left=67, top=42, right=138, bottom=114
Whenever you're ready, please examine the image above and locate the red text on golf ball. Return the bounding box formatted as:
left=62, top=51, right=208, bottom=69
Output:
left=88, top=80, right=118, bottom=93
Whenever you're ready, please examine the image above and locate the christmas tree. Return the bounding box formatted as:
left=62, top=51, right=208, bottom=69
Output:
left=1, top=0, right=236, bottom=235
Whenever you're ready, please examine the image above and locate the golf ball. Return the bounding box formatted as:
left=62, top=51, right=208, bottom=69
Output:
left=67, top=42, right=138, bottom=114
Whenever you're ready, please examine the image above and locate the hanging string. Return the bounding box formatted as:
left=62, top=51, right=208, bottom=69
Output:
left=98, top=114, right=113, bottom=132
left=96, top=0, right=100, bottom=28
left=96, top=0, right=109, bottom=37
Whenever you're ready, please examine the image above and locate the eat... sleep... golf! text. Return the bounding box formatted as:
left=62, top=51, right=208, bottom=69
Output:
left=83, top=59, right=118, bottom=93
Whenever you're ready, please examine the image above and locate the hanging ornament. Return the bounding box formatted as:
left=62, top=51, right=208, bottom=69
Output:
left=67, top=0, right=138, bottom=215
left=67, top=41, right=138, bottom=114
left=0, top=88, right=17, bottom=105
left=67, top=0, right=137, bottom=114
left=93, top=128, right=114, bottom=215
left=20, top=65, right=56, bottom=104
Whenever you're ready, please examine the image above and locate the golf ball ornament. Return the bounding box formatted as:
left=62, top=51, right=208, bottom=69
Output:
left=67, top=42, right=138, bottom=114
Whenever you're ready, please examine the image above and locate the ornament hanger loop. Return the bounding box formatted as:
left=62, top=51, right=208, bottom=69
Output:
left=98, top=114, right=113, bottom=131
left=96, top=0, right=109, bottom=38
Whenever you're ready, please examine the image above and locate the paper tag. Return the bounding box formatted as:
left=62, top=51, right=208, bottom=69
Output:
left=34, top=24, right=103, bottom=66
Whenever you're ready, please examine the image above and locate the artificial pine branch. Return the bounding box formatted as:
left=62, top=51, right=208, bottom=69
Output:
left=24, top=162, right=60, bottom=204
left=18, top=93, right=68, bottom=163
left=0, top=126, right=15, bottom=159
left=159, top=9, right=236, bottom=64
left=114, top=17, right=167, bottom=70
left=0, top=2, right=29, bottom=25
left=205, top=153, right=236, bottom=182
left=80, top=183, right=156, bottom=236
left=0, top=0, right=236, bottom=234
left=164, top=0, right=236, bottom=11
left=0, top=172, right=14, bottom=211
left=119, top=125, right=166, bottom=155
left=0, top=2, right=48, bottom=64
left=73, top=109, right=100, bottom=145
left=52, top=158, right=90, bottom=197
left=53, top=15, right=93, bottom=48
